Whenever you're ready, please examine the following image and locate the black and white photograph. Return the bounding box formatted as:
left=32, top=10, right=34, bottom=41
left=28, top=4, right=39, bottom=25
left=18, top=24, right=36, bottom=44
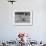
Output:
left=13, top=11, right=32, bottom=26
left=15, top=12, right=30, bottom=23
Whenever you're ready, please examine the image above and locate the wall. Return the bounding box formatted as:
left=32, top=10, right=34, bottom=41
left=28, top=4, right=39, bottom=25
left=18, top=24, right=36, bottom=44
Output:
left=0, top=0, right=46, bottom=41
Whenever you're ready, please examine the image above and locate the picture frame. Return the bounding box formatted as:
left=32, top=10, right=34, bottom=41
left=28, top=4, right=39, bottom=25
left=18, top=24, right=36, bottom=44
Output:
left=13, top=10, right=33, bottom=26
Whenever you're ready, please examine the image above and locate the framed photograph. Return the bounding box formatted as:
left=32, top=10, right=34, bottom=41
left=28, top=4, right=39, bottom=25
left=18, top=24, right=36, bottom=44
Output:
left=13, top=10, right=33, bottom=26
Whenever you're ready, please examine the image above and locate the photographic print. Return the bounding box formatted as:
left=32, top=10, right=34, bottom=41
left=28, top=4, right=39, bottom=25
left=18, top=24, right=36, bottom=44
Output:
left=13, top=11, right=32, bottom=26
